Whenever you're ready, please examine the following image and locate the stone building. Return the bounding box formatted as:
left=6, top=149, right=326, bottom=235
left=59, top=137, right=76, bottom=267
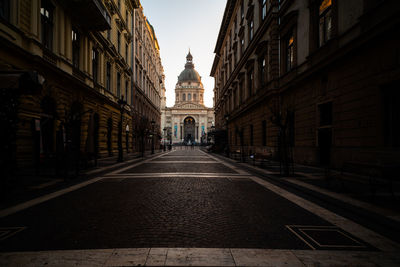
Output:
left=211, top=0, right=400, bottom=169
left=161, top=52, right=214, bottom=144
left=0, top=0, right=164, bottom=181
left=132, top=5, right=164, bottom=153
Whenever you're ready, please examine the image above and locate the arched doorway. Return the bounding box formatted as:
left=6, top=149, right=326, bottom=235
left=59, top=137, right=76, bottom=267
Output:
left=184, top=116, right=195, bottom=143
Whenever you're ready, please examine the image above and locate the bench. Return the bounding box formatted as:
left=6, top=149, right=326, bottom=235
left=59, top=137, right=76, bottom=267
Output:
left=329, top=161, right=396, bottom=196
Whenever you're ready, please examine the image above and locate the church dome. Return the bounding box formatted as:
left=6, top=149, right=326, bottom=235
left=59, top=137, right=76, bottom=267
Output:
left=178, top=51, right=201, bottom=83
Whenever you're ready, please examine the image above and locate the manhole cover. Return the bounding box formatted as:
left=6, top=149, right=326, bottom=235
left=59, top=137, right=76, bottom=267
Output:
left=286, top=225, right=373, bottom=250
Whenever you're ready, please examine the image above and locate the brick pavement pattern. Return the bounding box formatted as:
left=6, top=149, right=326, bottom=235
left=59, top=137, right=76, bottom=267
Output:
left=0, top=149, right=374, bottom=252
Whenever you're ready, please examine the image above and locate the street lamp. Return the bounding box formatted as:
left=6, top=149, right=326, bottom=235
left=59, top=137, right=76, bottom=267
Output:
left=117, top=96, right=127, bottom=162
left=125, top=124, right=129, bottom=153
left=151, top=119, right=155, bottom=154
left=163, top=127, right=166, bottom=151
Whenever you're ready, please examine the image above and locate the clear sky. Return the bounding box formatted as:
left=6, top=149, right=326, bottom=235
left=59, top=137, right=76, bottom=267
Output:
left=140, top=0, right=226, bottom=108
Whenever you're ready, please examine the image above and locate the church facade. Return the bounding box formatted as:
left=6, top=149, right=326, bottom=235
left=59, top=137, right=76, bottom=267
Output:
left=161, top=52, right=214, bottom=144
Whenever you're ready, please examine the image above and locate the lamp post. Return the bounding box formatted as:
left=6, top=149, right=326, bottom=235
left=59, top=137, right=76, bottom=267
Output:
left=150, top=119, right=155, bottom=154
left=117, top=96, right=127, bottom=162
left=125, top=124, right=129, bottom=153
left=163, top=127, right=166, bottom=151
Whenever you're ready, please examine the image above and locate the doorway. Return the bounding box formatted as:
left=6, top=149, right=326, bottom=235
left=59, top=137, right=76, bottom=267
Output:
left=184, top=117, right=195, bottom=143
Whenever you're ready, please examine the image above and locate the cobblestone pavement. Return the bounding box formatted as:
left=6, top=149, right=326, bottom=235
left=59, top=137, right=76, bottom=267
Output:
left=1, top=147, right=400, bottom=266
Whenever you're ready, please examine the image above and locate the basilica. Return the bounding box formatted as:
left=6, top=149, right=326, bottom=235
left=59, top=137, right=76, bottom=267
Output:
left=161, top=52, right=214, bottom=144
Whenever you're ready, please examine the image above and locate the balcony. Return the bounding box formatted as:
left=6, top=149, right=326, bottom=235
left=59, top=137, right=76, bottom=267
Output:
left=61, top=0, right=111, bottom=31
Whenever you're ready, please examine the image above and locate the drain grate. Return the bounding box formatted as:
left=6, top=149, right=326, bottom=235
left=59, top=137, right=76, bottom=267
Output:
left=286, top=225, right=374, bottom=250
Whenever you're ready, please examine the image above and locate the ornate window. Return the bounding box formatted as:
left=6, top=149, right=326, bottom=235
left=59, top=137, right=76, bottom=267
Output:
left=72, top=28, right=80, bottom=68
left=248, top=69, right=254, bottom=97
left=248, top=19, right=254, bottom=42
left=259, top=55, right=267, bottom=86
left=261, top=0, right=267, bottom=21
left=188, top=93, right=192, bottom=101
left=240, top=0, right=244, bottom=21
left=92, top=49, right=99, bottom=83
left=240, top=37, right=245, bottom=56
left=285, top=31, right=295, bottom=72
left=106, top=62, right=111, bottom=91
left=319, top=0, right=332, bottom=46
left=183, top=93, right=186, bottom=101
left=125, top=80, right=128, bottom=102
left=117, top=72, right=121, bottom=97
left=41, top=0, right=54, bottom=49
left=117, top=31, right=121, bottom=54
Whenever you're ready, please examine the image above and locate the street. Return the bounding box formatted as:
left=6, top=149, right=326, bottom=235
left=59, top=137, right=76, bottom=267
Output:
left=1, top=148, right=399, bottom=266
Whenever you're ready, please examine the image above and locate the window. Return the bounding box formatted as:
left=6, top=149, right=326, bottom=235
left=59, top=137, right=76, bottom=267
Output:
left=240, top=37, right=245, bottom=56
left=262, top=120, right=267, bottom=146
left=72, top=28, right=80, bottom=68
left=286, top=31, right=295, bottom=72
left=117, top=31, right=121, bottom=54
left=188, top=93, right=191, bottom=101
left=383, top=87, right=400, bottom=147
left=259, top=56, right=267, bottom=86
left=183, top=93, right=186, bottom=101
left=249, top=19, right=254, bottom=42
left=241, top=0, right=244, bottom=21
left=0, top=0, right=10, bottom=21
left=117, top=72, right=121, bottom=97
left=92, top=49, right=98, bottom=83
left=248, top=69, right=254, bottom=97
left=41, top=0, right=54, bottom=49
left=176, top=93, right=179, bottom=101
left=106, top=62, right=111, bottom=91
left=261, top=0, right=267, bottom=21
left=125, top=80, right=128, bottom=102
left=319, top=0, right=332, bottom=46
left=125, top=43, right=128, bottom=61
left=193, top=94, right=196, bottom=101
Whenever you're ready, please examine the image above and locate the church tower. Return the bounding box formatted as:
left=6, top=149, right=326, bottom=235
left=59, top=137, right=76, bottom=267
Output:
left=175, top=51, right=204, bottom=106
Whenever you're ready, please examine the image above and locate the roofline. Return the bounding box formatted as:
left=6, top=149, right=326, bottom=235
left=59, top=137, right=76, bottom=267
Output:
left=210, top=0, right=237, bottom=76
left=213, top=0, right=237, bottom=54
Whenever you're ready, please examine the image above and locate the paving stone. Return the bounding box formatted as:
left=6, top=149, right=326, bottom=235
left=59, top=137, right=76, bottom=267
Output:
left=165, top=248, right=235, bottom=266
left=105, top=248, right=149, bottom=266
left=230, top=249, right=304, bottom=267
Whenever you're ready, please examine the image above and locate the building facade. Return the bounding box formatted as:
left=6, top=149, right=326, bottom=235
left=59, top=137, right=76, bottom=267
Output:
left=162, top=52, right=214, bottom=144
left=211, top=0, right=400, bottom=169
left=132, top=5, right=164, bottom=153
left=0, top=0, right=163, bottom=181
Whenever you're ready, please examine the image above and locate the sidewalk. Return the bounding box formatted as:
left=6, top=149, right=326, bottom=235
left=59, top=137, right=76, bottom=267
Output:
left=0, top=150, right=165, bottom=210
left=208, top=150, right=400, bottom=242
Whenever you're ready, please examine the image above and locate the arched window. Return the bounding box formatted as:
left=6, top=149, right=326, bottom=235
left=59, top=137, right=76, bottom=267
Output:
left=183, top=93, right=186, bottom=101
left=188, top=93, right=191, bottom=101
left=193, top=94, right=197, bottom=100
